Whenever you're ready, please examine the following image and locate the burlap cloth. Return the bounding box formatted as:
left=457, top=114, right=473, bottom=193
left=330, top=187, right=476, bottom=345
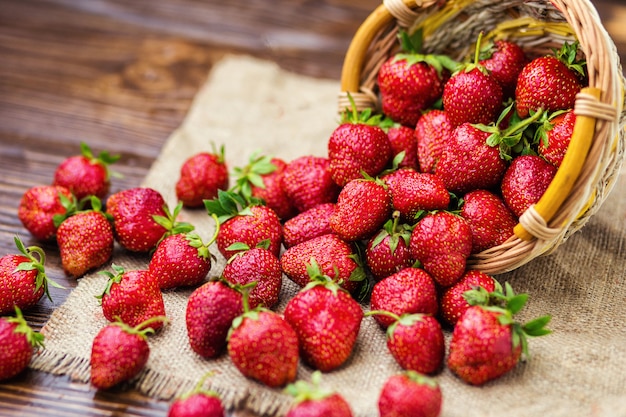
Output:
left=30, top=55, right=626, bottom=417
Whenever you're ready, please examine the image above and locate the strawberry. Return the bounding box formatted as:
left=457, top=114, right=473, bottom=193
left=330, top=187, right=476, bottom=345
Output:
left=167, top=373, right=225, bottom=417
left=280, top=234, right=366, bottom=295
left=90, top=316, right=167, bottom=390
left=185, top=279, right=243, bottom=359
left=386, top=122, right=419, bottom=169
left=369, top=267, right=438, bottom=328
left=97, top=264, right=166, bottom=331
left=378, top=371, right=442, bottom=417
left=18, top=185, right=74, bottom=241
left=0, top=306, right=45, bottom=381
left=501, top=155, right=558, bottom=218
left=439, top=269, right=496, bottom=326
left=365, top=213, right=413, bottom=280
left=53, top=142, right=120, bottom=200
left=281, top=155, right=340, bottom=213
left=329, top=176, right=391, bottom=242
left=176, top=147, right=229, bottom=208
left=367, top=311, right=444, bottom=375
left=284, top=267, right=363, bottom=372
left=447, top=282, right=551, bottom=385
left=222, top=242, right=282, bottom=309
left=415, top=109, right=453, bottom=174
left=0, top=237, right=62, bottom=315
left=205, top=191, right=282, bottom=259
left=409, top=211, right=472, bottom=287
left=282, top=203, right=335, bottom=249
left=55, top=196, right=114, bottom=278
left=460, top=189, right=517, bottom=253
left=537, top=109, right=576, bottom=167
left=479, top=39, right=528, bottom=98
left=515, top=41, right=584, bottom=118
left=285, top=371, right=354, bottom=417
left=328, top=97, right=392, bottom=186
left=227, top=296, right=299, bottom=387
left=381, top=168, right=449, bottom=223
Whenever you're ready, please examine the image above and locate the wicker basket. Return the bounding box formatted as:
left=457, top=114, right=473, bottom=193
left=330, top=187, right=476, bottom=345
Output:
left=338, top=0, right=626, bottom=274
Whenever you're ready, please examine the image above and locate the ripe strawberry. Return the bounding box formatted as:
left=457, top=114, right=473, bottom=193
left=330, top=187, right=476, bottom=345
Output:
left=281, top=155, right=340, bottom=213
left=515, top=41, right=584, bottom=118
left=501, top=155, right=558, bottom=218
left=329, top=176, right=391, bottom=242
left=415, top=109, right=454, bottom=174
left=370, top=267, right=438, bottom=328
left=185, top=279, right=243, bottom=359
left=448, top=283, right=551, bottom=385
left=222, top=242, right=282, bottom=309
left=227, top=301, right=299, bottom=387
left=435, top=122, right=507, bottom=194
left=0, top=237, right=62, bottom=315
left=368, top=311, right=444, bottom=375
left=55, top=197, right=114, bottom=278
left=90, top=316, right=167, bottom=390
left=205, top=191, right=282, bottom=259
left=284, top=269, right=363, bottom=372
left=284, top=371, right=354, bottom=417
left=167, top=373, right=225, bottom=417
left=282, top=203, right=335, bottom=249
left=439, top=269, right=496, bottom=326
left=18, top=185, right=74, bottom=241
left=409, top=211, right=472, bottom=287
left=176, top=147, right=229, bottom=208
left=378, top=371, right=442, bottom=417
left=537, top=109, right=576, bottom=167
left=97, top=264, right=166, bottom=331
left=365, top=214, right=413, bottom=280
left=0, top=306, right=45, bottom=381
left=280, top=234, right=366, bottom=295
left=386, top=122, right=419, bottom=169
left=381, top=168, right=449, bottom=223
left=460, top=189, right=517, bottom=253
left=479, top=39, right=528, bottom=98
left=53, top=142, right=120, bottom=200
left=328, top=98, right=392, bottom=186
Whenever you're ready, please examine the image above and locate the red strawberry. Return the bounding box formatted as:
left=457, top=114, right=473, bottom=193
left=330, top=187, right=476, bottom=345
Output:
left=53, top=142, right=120, bottom=200
left=460, top=189, right=517, bottom=253
left=284, top=269, right=363, bottom=372
left=439, top=269, right=496, bottom=326
left=282, top=203, right=335, bottom=249
left=90, top=316, right=167, bottom=390
left=176, top=147, right=229, bottom=208
left=501, top=155, right=558, bottom=218
left=378, top=371, right=442, bottom=417
left=0, top=306, right=45, bottom=381
left=280, top=234, right=366, bottom=295
left=227, top=302, right=299, bottom=387
left=55, top=197, right=114, bottom=278
left=537, top=109, right=576, bottom=167
left=328, top=98, right=392, bottom=186
left=415, top=109, right=454, bottom=174
left=167, top=373, right=225, bottom=417
left=368, top=311, right=444, bottom=375
left=447, top=283, right=551, bottom=385
left=185, top=279, right=243, bottom=359
left=370, top=267, right=438, bottom=328
left=281, top=155, right=340, bottom=213
left=285, top=371, right=354, bottom=417
left=409, top=211, right=472, bottom=287
left=365, top=214, right=413, bottom=280
left=479, top=39, right=528, bottom=98
left=0, top=237, right=62, bottom=315
left=18, top=185, right=74, bottom=241
left=97, top=264, right=166, bottom=331
left=515, top=41, right=584, bottom=118
left=386, top=122, right=419, bottom=169
left=382, top=168, right=449, bottom=223
left=222, top=243, right=282, bottom=309
left=329, top=176, right=391, bottom=242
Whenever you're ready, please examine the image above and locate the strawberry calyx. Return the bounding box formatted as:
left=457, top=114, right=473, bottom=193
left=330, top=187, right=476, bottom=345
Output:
left=403, top=370, right=439, bottom=389
left=341, top=93, right=384, bottom=126
left=231, top=152, right=278, bottom=202
left=204, top=189, right=265, bottom=224
left=176, top=372, right=221, bottom=401
left=394, top=29, right=459, bottom=76
left=370, top=211, right=412, bottom=255
left=79, top=141, right=122, bottom=181
left=303, top=258, right=345, bottom=297
left=110, top=315, right=169, bottom=340
left=6, top=306, right=45, bottom=349
left=225, top=239, right=271, bottom=263
left=366, top=309, right=427, bottom=340
left=95, top=263, right=126, bottom=304
left=284, top=370, right=333, bottom=403
left=532, top=109, right=570, bottom=148
left=152, top=201, right=195, bottom=240
left=453, top=31, right=490, bottom=77
left=185, top=213, right=220, bottom=261
left=553, top=40, right=586, bottom=78
left=13, top=235, right=65, bottom=301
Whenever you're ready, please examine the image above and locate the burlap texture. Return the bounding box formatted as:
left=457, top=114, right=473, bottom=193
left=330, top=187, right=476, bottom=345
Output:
left=30, top=55, right=626, bottom=417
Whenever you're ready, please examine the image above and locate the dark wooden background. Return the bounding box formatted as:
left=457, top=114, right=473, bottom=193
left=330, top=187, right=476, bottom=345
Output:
left=1, top=0, right=624, bottom=415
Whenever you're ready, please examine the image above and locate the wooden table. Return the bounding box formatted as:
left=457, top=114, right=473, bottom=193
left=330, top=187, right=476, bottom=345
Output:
left=1, top=1, right=624, bottom=415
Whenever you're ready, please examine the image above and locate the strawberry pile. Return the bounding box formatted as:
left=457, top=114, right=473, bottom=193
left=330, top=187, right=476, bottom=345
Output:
left=1, top=28, right=586, bottom=416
